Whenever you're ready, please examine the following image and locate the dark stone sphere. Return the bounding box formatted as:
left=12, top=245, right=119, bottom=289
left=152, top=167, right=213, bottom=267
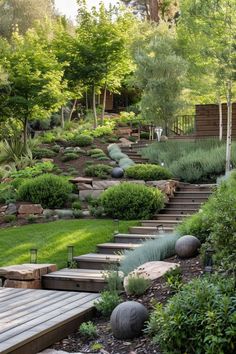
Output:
left=175, top=235, right=201, bottom=258
left=111, top=167, right=124, bottom=178
left=110, top=301, right=149, bottom=339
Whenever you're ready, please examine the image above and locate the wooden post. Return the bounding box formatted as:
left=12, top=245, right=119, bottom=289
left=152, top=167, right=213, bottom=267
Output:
left=225, top=80, right=232, bottom=173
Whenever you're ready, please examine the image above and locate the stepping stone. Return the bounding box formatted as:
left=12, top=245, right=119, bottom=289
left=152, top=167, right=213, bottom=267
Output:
left=74, top=253, right=122, bottom=270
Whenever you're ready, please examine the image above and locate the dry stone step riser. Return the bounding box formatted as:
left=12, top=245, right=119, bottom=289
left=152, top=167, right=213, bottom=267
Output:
left=129, top=226, right=174, bottom=235
left=114, top=233, right=160, bottom=244
left=165, top=202, right=201, bottom=210
left=141, top=220, right=182, bottom=227
left=178, top=184, right=215, bottom=191
left=73, top=253, right=122, bottom=270
left=174, top=191, right=212, bottom=197
left=159, top=208, right=197, bottom=215
left=96, top=242, right=140, bottom=255
left=154, top=214, right=190, bottom=220
left=169, top=196, right=209, bottom=203
left=42, top=269, right=108, bottom=293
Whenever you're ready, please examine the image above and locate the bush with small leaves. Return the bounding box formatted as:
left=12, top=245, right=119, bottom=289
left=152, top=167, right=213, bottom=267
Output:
left=51, top=144, right=61, bottom=153
left=164, top=267, right=183, bottom=292
left=61, top=153, right=78, bottom=162
left=126, top=275, right=151, bottom=295
left=125, top=164, right=172, bottom=181
left=3, top=215, right=16, bottom=223
left=84, top=164, right=112, bottom=179
left=146, top=276, right=236, bottom=354
left=72, top=201, right=82, bottom=210
left=70, top=134, right=94, bottom=147
left=79, top=321, right=97, bottom=339
left=94, top=291, right=121, bottom=317
left=32, top=148, right=56, bottom=159
left=100, top=182, right=165, bottom=220
left=18, top=174, right=72, bottom=208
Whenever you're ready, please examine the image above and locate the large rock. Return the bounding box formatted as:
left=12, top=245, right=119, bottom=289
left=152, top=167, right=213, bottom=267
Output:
left=111, top=301, right=148, bottom=339
left=18, top=204, right=43, bottom=216
left=5, top=203, right=17, bottom=215
left=77, top=183, right=93, bottom=191
left=175, top=235, right=201, bottom=258
left=111, top=167, right=124, bottom=179
left=92, top=180, right=120, bottom=190
left=146, top=180, right=179, bottom=198
left=124, top=261, right=179, bottom=292
left=0, top=264, right=57, bottom=280
left=69, top=177, right=93, bottom=184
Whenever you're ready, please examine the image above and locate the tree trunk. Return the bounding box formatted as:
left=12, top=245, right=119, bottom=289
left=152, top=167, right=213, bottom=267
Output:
left=23, top=116, right=28, bottom=148
left=92, top=85, right=98, bottom=128
left=149, top=0, right=160, bottom=23
left=101, top=83, right=107, bottom=125
left=69, top=99, right=77, bottom=121
left=225, top=80, right=232, bottom=174
left=218, top=97, right=223, bottom=141
left=61, top=106, right=65, bottom=129
left=85, top=89, right=88, bottom=111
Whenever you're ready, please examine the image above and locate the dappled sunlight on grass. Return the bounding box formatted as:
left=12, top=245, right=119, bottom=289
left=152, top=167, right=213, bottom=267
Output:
left=0, top=219, right=137, bottom=268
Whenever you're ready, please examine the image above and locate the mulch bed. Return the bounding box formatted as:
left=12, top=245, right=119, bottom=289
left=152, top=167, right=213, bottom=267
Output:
left=52, top=255, right=203, bottom=354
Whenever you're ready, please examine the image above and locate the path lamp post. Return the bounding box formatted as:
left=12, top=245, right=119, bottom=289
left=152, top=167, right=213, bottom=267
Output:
left=113, top=219, right=120, bottom=235
left=30, top=248, right=38, bottom=264
left=155, top=127, right=163, bottom=142
left=67, top=245, right=74, bottom=268
left=204, top=248, right=214, bottom=273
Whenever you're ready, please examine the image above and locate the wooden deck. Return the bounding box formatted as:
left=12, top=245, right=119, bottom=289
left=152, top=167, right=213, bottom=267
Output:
left=0, top=287, right=99, bottom=354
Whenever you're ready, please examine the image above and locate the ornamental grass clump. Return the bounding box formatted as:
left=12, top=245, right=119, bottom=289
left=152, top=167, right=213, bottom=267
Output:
left=100, top=182, right=165, bottom=220
left=18, top=173, right=72, bottom=208
left=125, top=164, right=172, bottom=181
left=120, top=233, right=179, bottom=274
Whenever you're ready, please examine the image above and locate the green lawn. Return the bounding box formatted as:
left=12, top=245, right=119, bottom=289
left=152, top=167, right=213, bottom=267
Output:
left=0, top=219, right=137, bottom=269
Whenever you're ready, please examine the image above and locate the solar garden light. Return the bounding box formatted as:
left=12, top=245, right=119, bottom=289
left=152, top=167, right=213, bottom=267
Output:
left=156, top=224, right=164, bottom=234
left=204, top=248, right=214, bottom=273
left=155, top=127, right=163, bottom=142
left=30, top=248, right=38, bottom=264
left=67, top=245, right=74, bottom=268
left=113, top=219, right=120, bottom=235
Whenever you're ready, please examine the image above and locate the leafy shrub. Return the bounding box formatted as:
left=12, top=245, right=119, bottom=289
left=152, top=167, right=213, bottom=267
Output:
left=120, top=233, right=179, bottom=274
left=10, top=161, right=54, bottom=179
left=0, top=184, right=17, bottom=204
left=84, top=164, right=112, bottom=179
left=18, top=174, right=72, bottom=208
left=105, top=269, right=124, bottom=292
left=51, top=144, right=61, bottom=153
left=70, top=134, right=93, bottom=147
left=40, top=132, right=57, bottom=144
left=92, top=125, right=113, bottom=137
left=100, top=182, right=165, bottom=220
left=73, top=209, right=82, bottom=218
left=3, top=215, right=16, bottom=223
left=72, top=201, right=82, bottom=210
left=140, top=131, right=149, bottom=140
left=79, top=321, right=97, bottom=338
left=126, top=275, right=151, bottom=295
left=125, top=164, right=172, bottom=181
left=94, top=291, right=121, bottom=317
left=61, top=153, right=78, bottom=162
left=146, top=276, right=236, bottom=354
left=88, top=148, right=104, bottom=156
left=177, top=211, right=211, bottom=243
left=32, top=148, right=56, bottom=159
left=164, top=267, right=183, bottom=292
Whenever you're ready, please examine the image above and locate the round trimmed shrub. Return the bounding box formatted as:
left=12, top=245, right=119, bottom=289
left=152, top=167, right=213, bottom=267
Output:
left=18, top=174, right=73, bottom=208
left=61, top=153, right=78, bottom=162
left=100, top=182, right=165, bottom=220
left=70, top=134, right=93, bottom=147
left=32, top=148, right=56, bottom=159
left=84, top=164, right=113, bottom=179
left=125, top=164, right=172, bottom=181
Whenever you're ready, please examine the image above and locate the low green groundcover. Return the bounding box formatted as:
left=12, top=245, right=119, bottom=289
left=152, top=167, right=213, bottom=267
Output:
left=0, top=219, right=137, bottom=268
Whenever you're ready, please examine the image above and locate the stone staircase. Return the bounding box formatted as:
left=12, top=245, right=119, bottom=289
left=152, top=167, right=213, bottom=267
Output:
left=120, top=146, right=149, bottom=164
left=42, top=183, right=213, bottom=292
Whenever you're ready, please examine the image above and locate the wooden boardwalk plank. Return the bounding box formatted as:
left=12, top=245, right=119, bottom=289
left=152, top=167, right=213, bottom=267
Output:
left=0, top=288, right=99, bottom=354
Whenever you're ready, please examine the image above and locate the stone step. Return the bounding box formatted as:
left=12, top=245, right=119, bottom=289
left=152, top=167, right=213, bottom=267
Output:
left=160, top=208, right=197, bottom=215
left=129, top=226, right=174, bottom=234
left=130, top=157, right=149, bottom=162
left=43, top=268, right=108, bottom=292
left=141, top=220, right=182, bottom=227
left=74, top=253, right=121, bottom=270
left=174, top=191, right=212, bottom=197
left=96, top=242, right=140, bottom=254
left=165, top=202, right=201, bottom=210
left=154, top=214, right=190, bottom=220
left=114, top=233, right=164, bottom=243
left=170, top=196, right=208, bottom=203
left=178, top=184, right=215, bottom=191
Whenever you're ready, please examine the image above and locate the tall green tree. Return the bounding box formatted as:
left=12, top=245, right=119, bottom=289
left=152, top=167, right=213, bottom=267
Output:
left=0, top=0, right=56, bottom=38
left=0, top=29, right=67, bottom=146
left=179, top=0, right=236, bottom=173
left=133, top=25, right=187, bottom=133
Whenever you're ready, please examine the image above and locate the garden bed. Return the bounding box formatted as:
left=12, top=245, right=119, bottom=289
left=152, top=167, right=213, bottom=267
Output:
left=52, top=255, right=203, bottom=354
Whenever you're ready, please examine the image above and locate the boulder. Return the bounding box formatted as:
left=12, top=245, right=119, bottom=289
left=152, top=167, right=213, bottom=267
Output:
left=0, top=205, right=7, bottom=213
left=18, top=204, right=43, bottom=216
left=69, top=177, right=93, bottom=184
left=146, top=180, right=179, bottom=198
left=5, top=203, right=17, bottom=215
left=124, top=261, right=179, bottom=292
left=77, top=183, right=93, bottom=191
left=92, top=180, right=120, bottom=190
left=111, top=301, right=148, bottom=339
left=175, top=235, right=201, bottom=258
left=111, top=167, right=124, bottom=178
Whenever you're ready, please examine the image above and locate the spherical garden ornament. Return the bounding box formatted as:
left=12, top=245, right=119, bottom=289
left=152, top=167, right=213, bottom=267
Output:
left=175, top=235, right=201, bottom=258
left=111, top=167, right=124, bottom=178
left=110, top=301, right=149, bottom=339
